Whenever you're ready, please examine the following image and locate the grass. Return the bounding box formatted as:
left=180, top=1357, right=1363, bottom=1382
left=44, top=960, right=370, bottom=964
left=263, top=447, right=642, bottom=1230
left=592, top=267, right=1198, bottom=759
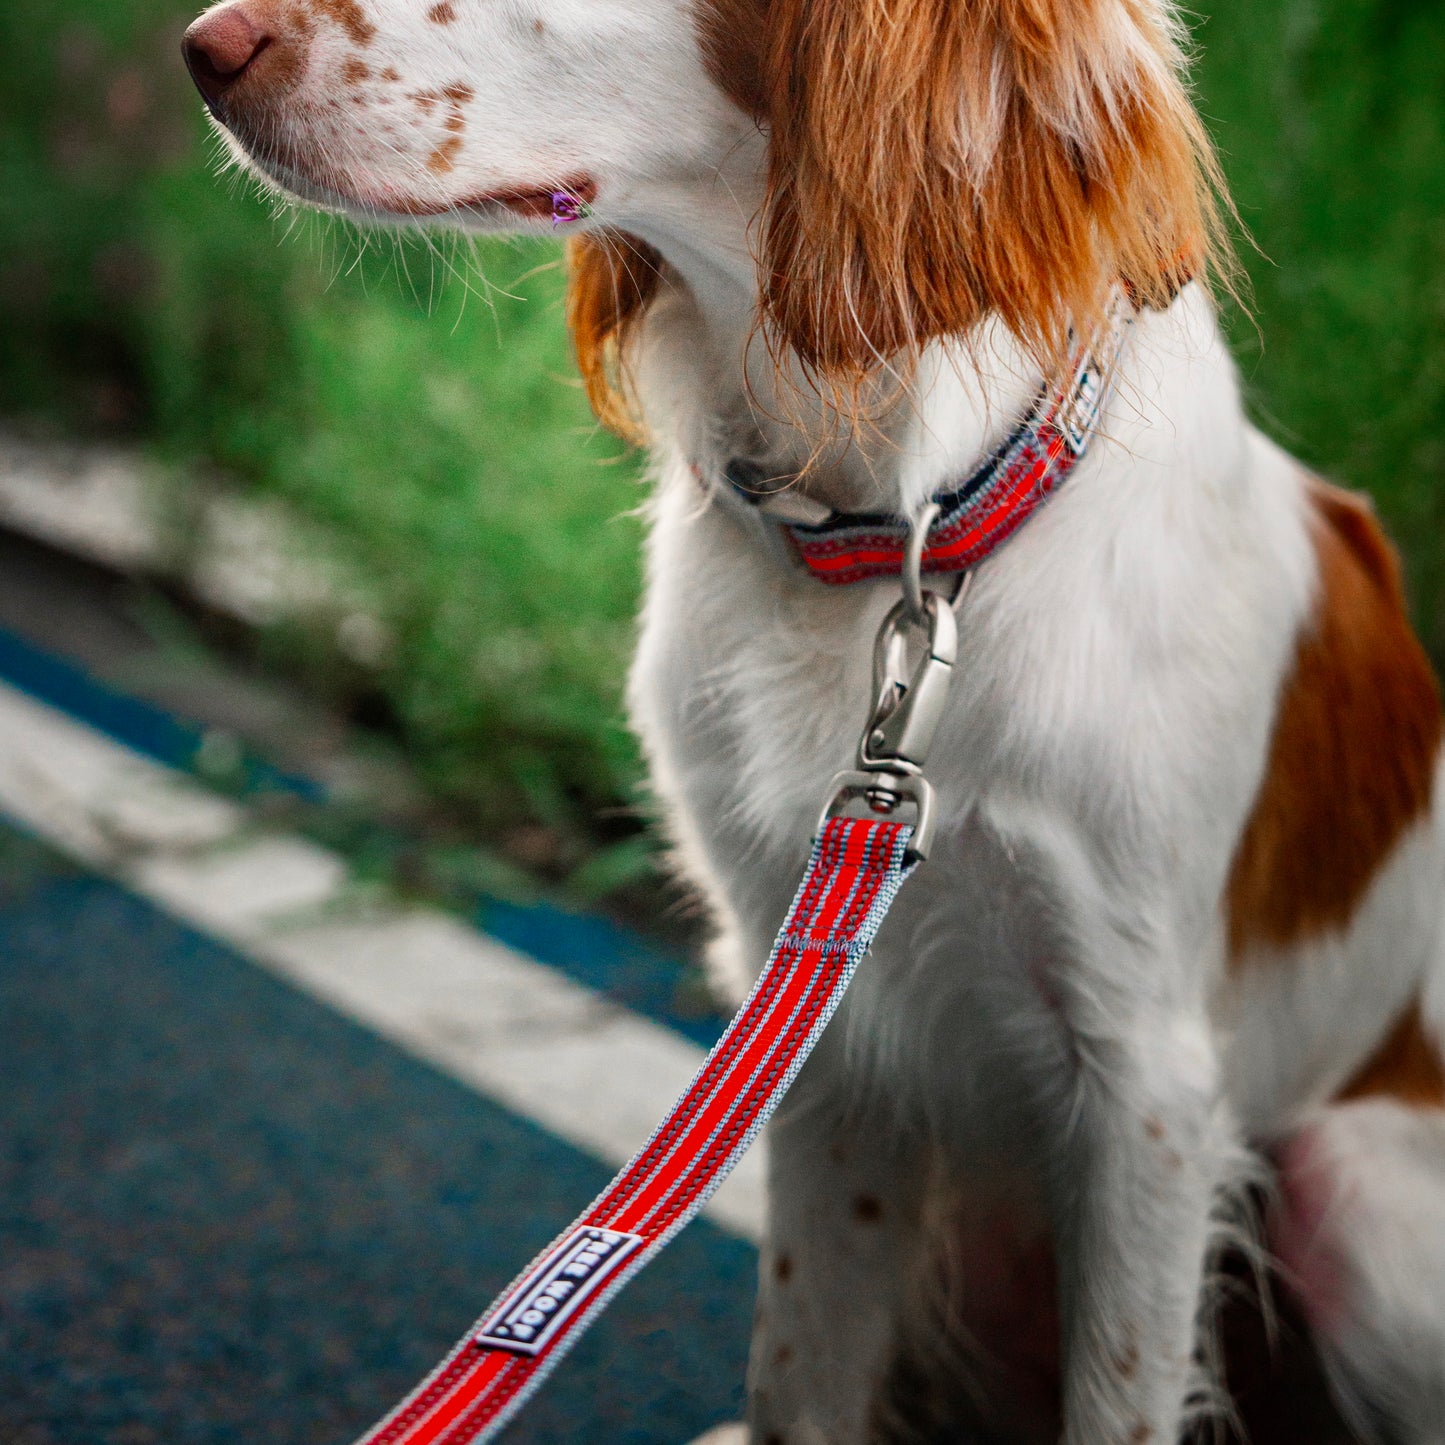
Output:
left=0, top=0, right=645, bottom=885
left=1, top=0, right=1443, bottom=895
left=1195, top=0, right=1445, bottom=630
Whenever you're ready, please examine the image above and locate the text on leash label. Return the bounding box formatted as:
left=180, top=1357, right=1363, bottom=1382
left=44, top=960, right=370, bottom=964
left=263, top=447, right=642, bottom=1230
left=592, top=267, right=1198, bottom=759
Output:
left=476, top=1226, right=645, bottom=1356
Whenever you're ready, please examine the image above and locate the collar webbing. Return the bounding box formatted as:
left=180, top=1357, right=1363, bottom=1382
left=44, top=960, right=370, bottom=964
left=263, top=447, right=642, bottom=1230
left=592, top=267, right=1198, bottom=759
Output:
left=724, top=307, right=1132, bottom=585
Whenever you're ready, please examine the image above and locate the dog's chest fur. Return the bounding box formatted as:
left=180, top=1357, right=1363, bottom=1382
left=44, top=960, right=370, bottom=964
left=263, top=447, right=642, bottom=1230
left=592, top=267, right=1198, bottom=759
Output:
left=627, top=291, right=1316, bottom=1140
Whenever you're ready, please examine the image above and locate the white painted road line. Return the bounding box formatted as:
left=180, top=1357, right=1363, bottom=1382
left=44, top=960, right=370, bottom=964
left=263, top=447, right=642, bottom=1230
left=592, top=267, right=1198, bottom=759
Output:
left=0, top=676, right=764, bottom=1241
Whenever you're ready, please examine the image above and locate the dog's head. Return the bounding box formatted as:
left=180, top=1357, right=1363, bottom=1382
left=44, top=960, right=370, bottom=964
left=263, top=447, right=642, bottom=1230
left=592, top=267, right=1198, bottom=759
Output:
left=184, top=0, right=1224, bottom=420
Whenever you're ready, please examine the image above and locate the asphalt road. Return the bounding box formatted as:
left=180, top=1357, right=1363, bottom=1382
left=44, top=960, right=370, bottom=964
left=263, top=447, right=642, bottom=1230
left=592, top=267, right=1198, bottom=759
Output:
left=0, top=823, right=752, bottom=1445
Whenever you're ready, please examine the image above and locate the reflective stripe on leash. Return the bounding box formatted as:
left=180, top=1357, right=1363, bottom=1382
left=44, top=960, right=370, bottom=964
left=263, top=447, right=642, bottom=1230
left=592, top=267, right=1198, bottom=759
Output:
left=354, top=813, right=918, bottom=1445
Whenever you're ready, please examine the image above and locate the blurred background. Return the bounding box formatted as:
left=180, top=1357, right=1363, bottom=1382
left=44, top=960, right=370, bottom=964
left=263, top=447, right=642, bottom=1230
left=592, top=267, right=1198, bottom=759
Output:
left=0, top=0, right=1441, bottom=1442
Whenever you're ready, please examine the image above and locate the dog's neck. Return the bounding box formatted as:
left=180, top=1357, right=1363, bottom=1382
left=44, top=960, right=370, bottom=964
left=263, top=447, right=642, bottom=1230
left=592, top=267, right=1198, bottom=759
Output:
left=615, top=159, right=1040, bottom=520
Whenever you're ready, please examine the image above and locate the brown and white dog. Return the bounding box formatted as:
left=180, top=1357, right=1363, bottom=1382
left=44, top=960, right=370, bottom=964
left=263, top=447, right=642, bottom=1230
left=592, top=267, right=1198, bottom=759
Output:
left=181, top=0, right=1445, bottom=1439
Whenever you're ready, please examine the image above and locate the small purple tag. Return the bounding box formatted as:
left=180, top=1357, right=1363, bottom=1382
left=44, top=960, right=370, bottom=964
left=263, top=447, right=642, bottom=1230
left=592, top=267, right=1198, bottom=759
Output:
left=550, top=191, right=591, bottom=227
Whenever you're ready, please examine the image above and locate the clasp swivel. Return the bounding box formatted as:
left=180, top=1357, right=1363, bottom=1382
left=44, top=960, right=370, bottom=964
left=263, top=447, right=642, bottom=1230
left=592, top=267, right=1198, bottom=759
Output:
left=820, top=585, right=959, bottom=863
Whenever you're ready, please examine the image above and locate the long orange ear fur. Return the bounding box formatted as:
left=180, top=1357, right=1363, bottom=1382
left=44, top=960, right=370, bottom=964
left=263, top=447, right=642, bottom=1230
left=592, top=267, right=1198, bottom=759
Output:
left=571, top=0, right=1232, bottom=433
left=564, top=232, right=665, bottom=444
left=757, top=0, right=1230, bottom=380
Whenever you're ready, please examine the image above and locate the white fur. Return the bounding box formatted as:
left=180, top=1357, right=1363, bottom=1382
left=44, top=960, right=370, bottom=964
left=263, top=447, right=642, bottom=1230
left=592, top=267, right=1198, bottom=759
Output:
left=188, top=0, right=1445, bottom=1437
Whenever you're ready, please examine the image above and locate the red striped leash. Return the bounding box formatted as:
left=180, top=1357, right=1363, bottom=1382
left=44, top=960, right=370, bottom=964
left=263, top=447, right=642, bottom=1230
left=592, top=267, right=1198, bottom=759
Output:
left=353, top=581, right=958, bottom=1445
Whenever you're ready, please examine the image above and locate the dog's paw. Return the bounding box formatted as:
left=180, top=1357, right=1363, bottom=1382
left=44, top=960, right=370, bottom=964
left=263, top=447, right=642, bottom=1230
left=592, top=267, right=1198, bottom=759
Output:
left=685, top=1426, right=747, bottom=1445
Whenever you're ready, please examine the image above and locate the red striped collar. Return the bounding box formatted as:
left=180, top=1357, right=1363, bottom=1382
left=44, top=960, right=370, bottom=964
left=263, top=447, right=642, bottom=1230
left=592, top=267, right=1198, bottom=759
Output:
left=719, top=307, right=1132, bottom=586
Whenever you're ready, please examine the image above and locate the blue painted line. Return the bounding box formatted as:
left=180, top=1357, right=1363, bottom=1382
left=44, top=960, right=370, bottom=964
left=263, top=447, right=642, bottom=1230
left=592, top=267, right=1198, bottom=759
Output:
left=0, top=823, right=751, bottom=1445
left=0, top=621, right=729, bottom=1047
left=480, top=898, right=725, bottom=1049
left=0, top=623, right=321, bottom=800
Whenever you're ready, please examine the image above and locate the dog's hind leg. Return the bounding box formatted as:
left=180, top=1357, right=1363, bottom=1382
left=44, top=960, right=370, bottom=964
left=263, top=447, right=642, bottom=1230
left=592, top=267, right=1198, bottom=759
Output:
left=1272, top=1089, right=1445, bottom=1444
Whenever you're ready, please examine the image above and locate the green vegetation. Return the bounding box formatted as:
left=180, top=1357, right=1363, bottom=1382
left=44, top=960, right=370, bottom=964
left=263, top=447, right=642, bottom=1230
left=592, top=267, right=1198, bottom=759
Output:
left=0, top=0, right=644, bottom=880
left=1, top=0, right=1443, bottom=892
left=1195, top=0, right=1445, bottom=637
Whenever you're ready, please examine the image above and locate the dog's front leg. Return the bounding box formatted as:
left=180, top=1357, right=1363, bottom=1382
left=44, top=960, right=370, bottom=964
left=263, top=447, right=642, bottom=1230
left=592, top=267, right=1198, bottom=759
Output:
left=747, top=1056, right=926, bottom=1445
left=1005, top=811, right=1230, bottom=1445
left=1050, top=1013, right=1225, bottom=1445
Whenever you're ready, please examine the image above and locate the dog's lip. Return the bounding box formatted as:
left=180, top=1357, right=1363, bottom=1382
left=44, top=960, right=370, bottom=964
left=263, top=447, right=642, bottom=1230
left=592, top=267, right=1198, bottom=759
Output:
left=390, top=175, right=597, bottom=220
left=213, top=132, right=598, bottom=227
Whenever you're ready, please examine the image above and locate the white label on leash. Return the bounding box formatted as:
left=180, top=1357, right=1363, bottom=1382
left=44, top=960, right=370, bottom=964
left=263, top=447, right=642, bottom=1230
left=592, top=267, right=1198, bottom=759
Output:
left=475, top=1226, right=645, bottom=1357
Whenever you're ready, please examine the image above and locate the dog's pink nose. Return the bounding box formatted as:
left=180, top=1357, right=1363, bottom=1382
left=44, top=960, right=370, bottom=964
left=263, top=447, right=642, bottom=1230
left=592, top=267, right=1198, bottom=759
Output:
left=182, top=5, right=272, bottom=114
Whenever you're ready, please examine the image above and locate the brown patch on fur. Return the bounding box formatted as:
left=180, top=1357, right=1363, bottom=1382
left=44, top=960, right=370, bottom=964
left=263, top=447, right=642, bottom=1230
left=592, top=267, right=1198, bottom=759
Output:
left=444, top=111, right=466, bottom=133
left=342, top=57, right=369, bottom=84
left=853, top=1193, right=884, bottom=1224
left=698, top=0, right=1229, bottom=387
left=1337, top=1000, right=1445, bottom=1107
left=1130, top=1426, right=1152, bottom=1445
left=762, top=1434, right=785, bottom=1445
left=1226, top=481, right=1441, bottom=963
left=564, top=233, right=665, bottom=444
left=773, top=1253, right=794, bottom=1283
left=774, top=1343, right=794, bottom=1367
left=311, top=0, right=375, bottom=45
left=427, top=136, right=463, bottom=173
left=427, top=0, right=456, bottom=22
left=695, top=0, right=767, bottom=114
left=381, top=65, right=400, bottom=81
left=1144, top=1116, right=1166, bottom=1142
left=532, top=17, right=546, bottom=35
left=412, top=84, right=471, bottom=111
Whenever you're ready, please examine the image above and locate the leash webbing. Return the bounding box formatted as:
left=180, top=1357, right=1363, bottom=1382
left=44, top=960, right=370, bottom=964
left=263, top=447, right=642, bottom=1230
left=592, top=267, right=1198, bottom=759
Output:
left=355, top=815, right=918, bottom=1445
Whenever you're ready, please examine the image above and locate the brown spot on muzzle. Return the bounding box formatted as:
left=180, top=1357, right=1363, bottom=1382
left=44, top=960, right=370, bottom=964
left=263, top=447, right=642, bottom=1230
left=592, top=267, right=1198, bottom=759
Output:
left=342, top=56, right=369, bottom=83
left=311, top=0, right=375, bottom=45
left=408, top=82, right=472, bottom=172
left=427, top=135, right=463, bottom=172
left=428, top=1, right=457, bottom=21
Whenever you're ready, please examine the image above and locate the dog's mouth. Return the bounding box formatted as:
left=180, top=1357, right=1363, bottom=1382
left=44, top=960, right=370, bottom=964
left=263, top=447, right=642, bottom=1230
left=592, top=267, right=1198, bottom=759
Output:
left=392, top=177, right=598, bottom=223
left=230, top=133, right=598, bottom=229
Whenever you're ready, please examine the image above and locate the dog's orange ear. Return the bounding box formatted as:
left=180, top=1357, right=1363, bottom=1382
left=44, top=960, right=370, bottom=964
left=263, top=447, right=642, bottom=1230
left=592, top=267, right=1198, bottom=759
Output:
left=565, top=232, right=665, bottom=442
left=754, top=0, right=1225, bottom=378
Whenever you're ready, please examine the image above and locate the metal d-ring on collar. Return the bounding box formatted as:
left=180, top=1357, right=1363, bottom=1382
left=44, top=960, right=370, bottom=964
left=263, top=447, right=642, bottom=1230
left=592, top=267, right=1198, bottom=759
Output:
left=901, top=499, right=940, bottom=624
left=819, top=505, right=967, bottom=864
